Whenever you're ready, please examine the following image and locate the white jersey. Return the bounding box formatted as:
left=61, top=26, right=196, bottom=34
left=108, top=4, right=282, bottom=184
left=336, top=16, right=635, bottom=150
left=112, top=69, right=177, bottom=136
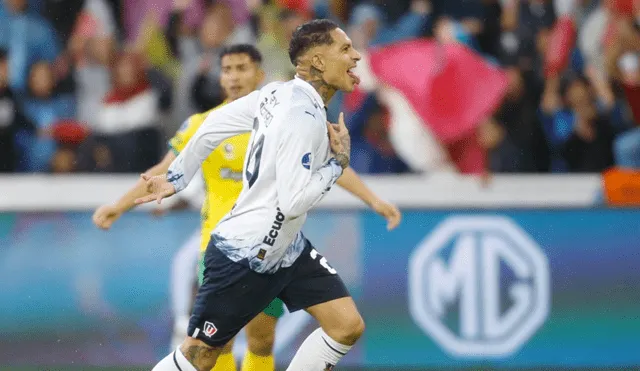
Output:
left=167, top=77, right=343, bottom=273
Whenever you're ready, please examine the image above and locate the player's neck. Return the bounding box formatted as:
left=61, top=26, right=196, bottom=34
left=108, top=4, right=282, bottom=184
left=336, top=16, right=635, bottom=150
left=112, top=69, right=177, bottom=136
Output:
left=296, top=67, right=336, bottom=105
left=308, top=79, right=336, bottom=105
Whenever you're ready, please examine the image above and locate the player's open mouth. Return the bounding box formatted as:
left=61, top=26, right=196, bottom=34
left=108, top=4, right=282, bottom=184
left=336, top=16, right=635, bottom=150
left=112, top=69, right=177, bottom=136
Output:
left=347, top=67, right=360, bottom=85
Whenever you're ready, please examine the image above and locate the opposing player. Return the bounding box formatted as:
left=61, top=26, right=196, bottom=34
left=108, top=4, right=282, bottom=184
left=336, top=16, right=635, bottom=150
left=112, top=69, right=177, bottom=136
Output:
left=137, top=19, right=383, bottom=371
left=95, top=40, right=400, bottom=371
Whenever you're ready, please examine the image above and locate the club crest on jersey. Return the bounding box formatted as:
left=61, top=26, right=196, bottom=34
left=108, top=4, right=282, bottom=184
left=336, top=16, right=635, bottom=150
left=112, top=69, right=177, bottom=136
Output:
left=301, top=152, right=311, bottom=170
left=324, top=362, right=335, bottom=370
left=223, top=143, right=234, bottom=160
left=203, top=321, right=217, bottom=337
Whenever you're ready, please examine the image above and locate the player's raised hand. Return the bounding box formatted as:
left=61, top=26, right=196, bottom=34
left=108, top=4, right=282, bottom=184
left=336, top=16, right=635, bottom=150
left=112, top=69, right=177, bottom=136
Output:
left=92, top=204, right=122, bottom=230
left=372, top=199, right=402, bottom=231
left=327, top=112, right=351, bottom=169
left=135, top=173, right=176, bottom=205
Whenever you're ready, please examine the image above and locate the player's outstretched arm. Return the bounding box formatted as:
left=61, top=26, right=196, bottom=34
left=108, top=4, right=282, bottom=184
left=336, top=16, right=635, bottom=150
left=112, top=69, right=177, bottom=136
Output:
left=336, top=167, right=402, bottom=230
left=92, top=151, right=177, bottom=230
left=167, top=91, right=260, bottom=193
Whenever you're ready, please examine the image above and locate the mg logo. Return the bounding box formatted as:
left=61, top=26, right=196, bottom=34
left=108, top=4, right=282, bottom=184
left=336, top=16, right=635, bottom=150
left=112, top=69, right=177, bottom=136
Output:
left=408, top=216, right=550, bottom=357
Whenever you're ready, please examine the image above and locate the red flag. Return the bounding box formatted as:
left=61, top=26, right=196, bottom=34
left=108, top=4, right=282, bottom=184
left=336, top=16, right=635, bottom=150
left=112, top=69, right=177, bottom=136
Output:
left=368, top=39, right=508, bottom=144
left=544, top=16, right=577, bottom=78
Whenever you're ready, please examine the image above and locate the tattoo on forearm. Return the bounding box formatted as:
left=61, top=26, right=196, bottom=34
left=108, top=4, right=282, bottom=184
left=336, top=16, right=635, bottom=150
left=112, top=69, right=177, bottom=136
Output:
left=335, top=152, right=350, bottom=169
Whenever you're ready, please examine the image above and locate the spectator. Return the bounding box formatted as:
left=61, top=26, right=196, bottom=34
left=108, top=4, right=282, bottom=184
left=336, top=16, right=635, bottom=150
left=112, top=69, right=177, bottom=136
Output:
left=0, top=49, right=33, bottom=172
left=76, top=136, right=115, bottom=172
left=75, top=37, right=115, bottom=131
left=476, top=0, right=502, bottom=60
left=490, top=66, right=549, bottom=172
left=563, top=97, right=615, bottom=172
left=347, top=95, right=409, bottom=174
left=0, top=0, right=634, bottom=175
left=541, top=74, right=615, bottom=172
left=429, top=0, right=486, bottom=37
left=94, top=52, right=161, bottom=172
left=41, top=0, right=85, bottom=45
left=500, top=0, right=556, bottom=85
left=189, top=3, right=255, bottom=111
left=606, top=18, right=640, bottom=169
left=349, top=0, right=431, bottom=49
left=256, top=8, right=305, bottom=83
left=174, top=2, right=255, bottom=118
left=19, top=61, right=76, bottom=171
left=0, top=0, right=60, bottom=92
left=50, top=145, right=77, bottom=173
left=123, top=0, right=204, bottom=44
left=128, top=16, right=175, bottom=115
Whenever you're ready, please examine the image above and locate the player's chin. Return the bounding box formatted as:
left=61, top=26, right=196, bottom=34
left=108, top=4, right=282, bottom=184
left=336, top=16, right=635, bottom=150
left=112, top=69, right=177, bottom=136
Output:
left=340, top=78, right=357, bottom=92
left=228, top=88, right=248, bottom=101
left=229, top=93, right=244, bottom=101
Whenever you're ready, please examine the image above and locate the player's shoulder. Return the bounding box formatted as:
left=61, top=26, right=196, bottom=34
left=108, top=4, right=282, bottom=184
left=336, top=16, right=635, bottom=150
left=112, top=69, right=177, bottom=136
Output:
left=256, top=80, right=323, bottom=133
left=279, top=103, right=326, bottom=140
left=255, top=81, right=288, bottom=101
left=258, top=80, right=316, bottom=109
left=261, top=80, right=319, bottom=114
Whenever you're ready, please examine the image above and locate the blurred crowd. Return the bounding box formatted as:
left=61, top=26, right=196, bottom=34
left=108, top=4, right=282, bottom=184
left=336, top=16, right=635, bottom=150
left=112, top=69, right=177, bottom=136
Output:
left=0, top=0, right=638, bottom=175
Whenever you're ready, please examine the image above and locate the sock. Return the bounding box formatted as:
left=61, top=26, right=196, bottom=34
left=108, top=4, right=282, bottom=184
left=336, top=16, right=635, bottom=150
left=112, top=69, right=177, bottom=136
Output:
left=286, top=328, right=352, bottom=371
left=212, top=352, right=237, bottom=371
left=152, top=348, right=197, bottom=371
left=241, top=350, right=275, bottom=371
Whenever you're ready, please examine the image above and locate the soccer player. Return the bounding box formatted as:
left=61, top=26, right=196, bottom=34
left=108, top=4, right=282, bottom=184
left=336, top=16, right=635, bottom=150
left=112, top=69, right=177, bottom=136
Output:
left=95, top=40, right=400, bottom=371
left=137, top=19, right=382, bottom=371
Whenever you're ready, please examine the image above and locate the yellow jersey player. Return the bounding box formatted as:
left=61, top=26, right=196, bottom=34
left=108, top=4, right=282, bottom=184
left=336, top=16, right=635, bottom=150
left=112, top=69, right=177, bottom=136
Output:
left=93, top=44, right=401, bottom=371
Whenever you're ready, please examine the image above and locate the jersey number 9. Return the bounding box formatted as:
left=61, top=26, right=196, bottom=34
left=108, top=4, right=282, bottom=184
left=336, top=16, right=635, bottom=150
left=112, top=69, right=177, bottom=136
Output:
left=245, top=117, right=265, bottom=189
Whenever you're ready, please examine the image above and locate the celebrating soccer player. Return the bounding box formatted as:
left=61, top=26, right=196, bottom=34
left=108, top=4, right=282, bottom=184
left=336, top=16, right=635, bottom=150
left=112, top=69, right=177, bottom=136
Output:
left=95, top=37, right=400, bottom=371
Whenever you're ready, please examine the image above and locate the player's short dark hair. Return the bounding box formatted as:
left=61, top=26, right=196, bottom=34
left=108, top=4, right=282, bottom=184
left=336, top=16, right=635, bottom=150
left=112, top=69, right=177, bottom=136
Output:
left=219, top=44, right=262, bottom=65
left=0, top=48, right=7, bottom=61
left=288, top=19, right=339, bottom=65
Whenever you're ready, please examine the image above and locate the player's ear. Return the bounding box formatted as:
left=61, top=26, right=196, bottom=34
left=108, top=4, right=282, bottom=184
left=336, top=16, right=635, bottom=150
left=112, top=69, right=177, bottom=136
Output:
left=311, top=54, right=325, bottom=73
left=256, top=67, right=265, bottom=85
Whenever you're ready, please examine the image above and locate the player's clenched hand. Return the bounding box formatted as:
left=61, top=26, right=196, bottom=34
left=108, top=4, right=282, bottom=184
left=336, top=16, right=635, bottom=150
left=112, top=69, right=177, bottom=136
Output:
left=134, top=173, right=176, bottom=205
left=372, top=199, right=402, bottom=231
left=92, top=204, right=122, bottom=230
left=327, top=112, right=351, bottom=169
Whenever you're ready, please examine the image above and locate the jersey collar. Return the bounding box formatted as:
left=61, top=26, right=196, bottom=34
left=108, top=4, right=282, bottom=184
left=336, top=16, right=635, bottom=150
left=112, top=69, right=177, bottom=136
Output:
left=293, top=76, right=326, bottom=111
